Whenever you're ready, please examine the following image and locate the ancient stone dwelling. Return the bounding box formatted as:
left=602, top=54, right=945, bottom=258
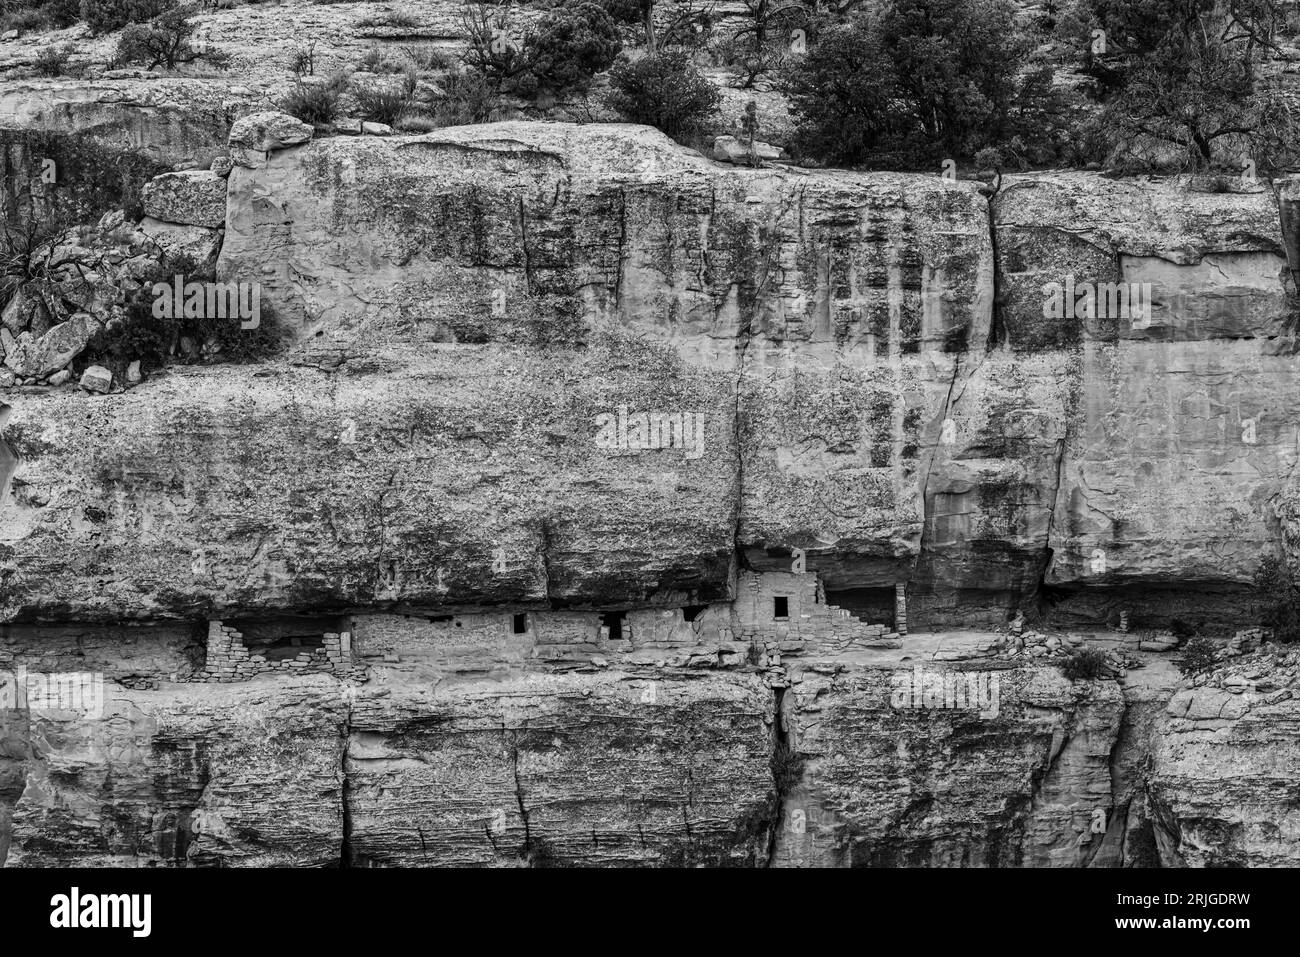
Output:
left=177, top=569, right=901, bottom=684
left=732, top=571, right=903, bottom=654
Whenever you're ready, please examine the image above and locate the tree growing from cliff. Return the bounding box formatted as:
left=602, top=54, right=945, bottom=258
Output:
left=463, top=2, right=621, bottom=98
left=79, top=0, right=173, bottom=34
left=781, top=0, right=1074, bottom=168
left=606, top=48, right=721, bottom=138
left=602, top=0, right=716, bottom=51
left=1086, top=0, right=1300, bottom=171
left=115, top=7, right=228, bottom=70
left=1254, top=555, right=1300, bottom=642
left=713, top=0, right=806, bottom=89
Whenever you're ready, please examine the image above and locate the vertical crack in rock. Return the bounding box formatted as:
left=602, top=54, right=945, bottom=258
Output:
left=339, top=692, right=353, bottom=868
left=1083, top=691, right=1134, bottom=868
left=917, top=186, right=1001, bottom=567
left=517, top=196, right=533, bottom=296
left=917, top=357, right=965, bottom=561
left=614, top=189, right=627, bottom=309
left=1038, top=436, right=1068, bottom=592
left=539, top=518, right=555, bottom=604
left=507, top=726, right=532, bottom=859
left=985, top=177, right=1006, bottom=351
left=764, top=685, right=796, bottom=867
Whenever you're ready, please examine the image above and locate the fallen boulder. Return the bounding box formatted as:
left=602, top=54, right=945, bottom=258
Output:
left=141, top=169, right=228, bottom=228
left=228, top=110, right=313, bottom=168
left=2, top=313, right=101, bottom=379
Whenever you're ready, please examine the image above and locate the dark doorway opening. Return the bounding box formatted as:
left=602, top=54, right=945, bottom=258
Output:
left=825, top=587, right=895, bottom=625
left=600, top=611, right=626, bottom=642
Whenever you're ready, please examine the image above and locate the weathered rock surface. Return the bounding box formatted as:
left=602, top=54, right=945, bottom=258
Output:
left=3, top=676, right=348, bottom=867
left=994, top=175, right=1296, bottom=605
left=2, top=120, right=1299, bottom=869
left=2, top=312, right=100, bottom=378
left=773, top=663, right=1130, bottom=866
left=348, top=669, right=774, bottom=866
left=0, top=80, right=232, bottom=168
left=227, top=110, right=313, bottom=167
left=0, top=356, right=737, bottom=619
left=1149, top=648, right=1300, bottom=866
left=141, top=169, right=228, bottom=228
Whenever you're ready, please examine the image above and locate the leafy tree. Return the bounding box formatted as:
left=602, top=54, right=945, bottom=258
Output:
left=80, top=0, right=173, bottom=34
left=528, top=3, right=622, bottom=93
left=780, top=18, right=895, bottom=165
left=463, top=2, right=621, bottom=98
left=1255, top=554, right=1300, bottom=642
left=607, top=48, right=721, bottom=137
left=1086, top=0, right=1298, bottom=170
left=115, top=7, right=228, bottom=70
left=782, top=0, right=1074, bottom=168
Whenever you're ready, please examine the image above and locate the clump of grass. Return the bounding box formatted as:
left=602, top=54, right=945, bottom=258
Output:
left=351, top=79, right=413, bottom=126
left=279, top=73, right=347, bottom=125
left=356, top=11, right=419, bottom=28
left=401, top=42, right=454, bottom=72
left=355, top=44, right=408, bottom=74
left=394, top=113, right=439, bottom=133
left=33, top=42, right=75, bottom=76
left=1061, top=646, right=1108, bottom=681
left=426, top=67, right=504, bottom=127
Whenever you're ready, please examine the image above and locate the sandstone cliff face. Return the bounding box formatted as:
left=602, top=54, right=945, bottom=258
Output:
left=772, top=664, right=1127, bottom=867
left=3, top=119, right=1299, bottom=867
left=0, top=80, right=236, bottom=233
left=1149, top=648, right=1300, bottom=867
left=995, top=175, right=1295, bottom=602
left=51, top=121, right=1287, bottom=629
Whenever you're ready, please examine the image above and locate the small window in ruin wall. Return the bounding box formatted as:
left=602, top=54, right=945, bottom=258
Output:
left=512, top=613, right=528, bottom=635
left=774, top=597, right=789, bottom=620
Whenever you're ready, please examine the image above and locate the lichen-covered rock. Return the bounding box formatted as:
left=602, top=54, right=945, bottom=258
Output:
left=141, top=169, right=228, bottom=228
left=1, top=313, right=101, bottom=379
left=137, top=217, right=223, bottom=275
left=712, top=135, right=782, bottom=164
left=0, top=80, right=232, bottom=168
left=0, top=355, right=738, bottom=619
